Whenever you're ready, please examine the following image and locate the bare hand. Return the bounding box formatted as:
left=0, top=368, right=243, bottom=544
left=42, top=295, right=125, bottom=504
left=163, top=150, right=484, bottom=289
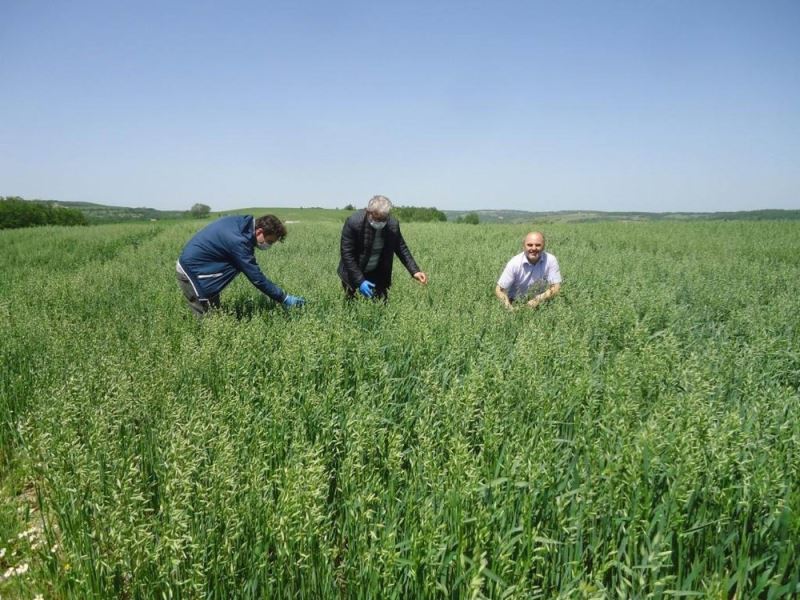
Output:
left=413, top=272, right=428, bottom=285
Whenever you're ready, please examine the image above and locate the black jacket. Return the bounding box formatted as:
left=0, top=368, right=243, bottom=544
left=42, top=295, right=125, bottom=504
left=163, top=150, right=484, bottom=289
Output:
left=337, top=210, right=420, bottom=290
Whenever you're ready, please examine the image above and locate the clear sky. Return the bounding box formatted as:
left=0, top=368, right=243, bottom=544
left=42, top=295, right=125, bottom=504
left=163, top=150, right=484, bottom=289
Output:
left=2, top=0, right=798, bottom=213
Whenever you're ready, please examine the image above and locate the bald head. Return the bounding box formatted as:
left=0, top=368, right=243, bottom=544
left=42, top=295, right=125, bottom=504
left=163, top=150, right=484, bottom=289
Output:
left=525, top=231, right=545, bottom=244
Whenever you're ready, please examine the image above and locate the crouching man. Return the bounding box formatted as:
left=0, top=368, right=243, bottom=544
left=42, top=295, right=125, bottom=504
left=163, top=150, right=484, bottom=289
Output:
left=176, top=214, right=305, bottom=317
left=496, top=231, right=561, bottom=310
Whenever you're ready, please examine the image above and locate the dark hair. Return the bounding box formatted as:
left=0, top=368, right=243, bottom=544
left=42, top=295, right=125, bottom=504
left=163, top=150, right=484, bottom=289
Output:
left=255, top=214, right=287, bottom=241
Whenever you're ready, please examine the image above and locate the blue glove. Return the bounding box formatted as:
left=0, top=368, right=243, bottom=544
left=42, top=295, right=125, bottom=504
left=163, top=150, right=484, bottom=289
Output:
left=358, top=280, right=376, bottom=298
left=282, top=294, right=305, bottom=308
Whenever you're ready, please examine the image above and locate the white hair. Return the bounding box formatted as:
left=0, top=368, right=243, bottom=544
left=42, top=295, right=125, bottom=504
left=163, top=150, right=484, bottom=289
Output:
left=367, top=195, right=393, bottom=217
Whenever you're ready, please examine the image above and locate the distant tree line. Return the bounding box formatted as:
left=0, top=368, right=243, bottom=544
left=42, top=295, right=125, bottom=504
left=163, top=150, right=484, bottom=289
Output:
left=1, top=197, right=88, bottom=229
left=392, top=206, right=447, bottom=222
left=455, top=212, right=480, bottom=224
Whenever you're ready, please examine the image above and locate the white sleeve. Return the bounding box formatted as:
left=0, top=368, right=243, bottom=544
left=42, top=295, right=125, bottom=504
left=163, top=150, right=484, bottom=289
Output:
left=547, top=255, right=562, bottom=284
left=497, top=259, right=516, bottom=289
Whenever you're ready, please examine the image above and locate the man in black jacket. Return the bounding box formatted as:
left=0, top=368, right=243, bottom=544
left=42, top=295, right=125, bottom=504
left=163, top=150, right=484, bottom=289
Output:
left=338, top=195, right=428, bottom=301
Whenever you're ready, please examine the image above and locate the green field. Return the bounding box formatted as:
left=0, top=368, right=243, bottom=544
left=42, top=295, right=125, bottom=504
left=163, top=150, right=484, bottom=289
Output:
left=1, top=217, right=799, bottom=598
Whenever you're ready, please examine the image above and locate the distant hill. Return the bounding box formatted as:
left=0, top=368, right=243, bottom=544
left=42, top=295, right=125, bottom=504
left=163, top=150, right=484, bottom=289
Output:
left=27, top=200, right=350, bottom=224
left=444, top=208, right=800, bottom=223
left=34, top=200, right=189, bottom=223
left=9, top=198, right=800, bottom=225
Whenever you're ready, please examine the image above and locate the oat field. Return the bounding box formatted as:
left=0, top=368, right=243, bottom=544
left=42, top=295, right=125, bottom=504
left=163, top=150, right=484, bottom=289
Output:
left=1, top=216, right=798, bottom=598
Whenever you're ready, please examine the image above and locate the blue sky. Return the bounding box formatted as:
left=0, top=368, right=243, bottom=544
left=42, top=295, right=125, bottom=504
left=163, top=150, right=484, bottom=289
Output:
left=1, top=0, right=798, bottom=212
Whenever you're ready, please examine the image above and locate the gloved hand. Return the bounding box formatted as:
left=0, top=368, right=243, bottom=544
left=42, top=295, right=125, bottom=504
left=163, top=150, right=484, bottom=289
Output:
left=282, top=295, right=305, bottom=308
left=358, top=280, right=376, bottom=298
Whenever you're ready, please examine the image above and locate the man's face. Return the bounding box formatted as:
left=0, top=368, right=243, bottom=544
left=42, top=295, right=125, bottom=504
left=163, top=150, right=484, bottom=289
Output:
left=523, top=233, right=545, bottom=264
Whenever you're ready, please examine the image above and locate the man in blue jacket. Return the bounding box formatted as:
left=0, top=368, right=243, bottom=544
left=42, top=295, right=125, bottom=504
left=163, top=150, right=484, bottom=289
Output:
left=338, top=195, right=428, bottom=301
left=176, top=214, right=305, bottom=317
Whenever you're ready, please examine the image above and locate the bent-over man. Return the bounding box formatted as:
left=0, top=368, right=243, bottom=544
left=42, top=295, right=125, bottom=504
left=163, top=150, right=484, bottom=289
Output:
left=176, top=214, right=305, bottom=317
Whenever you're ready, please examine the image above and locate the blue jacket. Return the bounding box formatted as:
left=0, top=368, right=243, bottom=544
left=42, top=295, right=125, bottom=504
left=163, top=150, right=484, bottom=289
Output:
left=178, top=215, right=286, bottom=302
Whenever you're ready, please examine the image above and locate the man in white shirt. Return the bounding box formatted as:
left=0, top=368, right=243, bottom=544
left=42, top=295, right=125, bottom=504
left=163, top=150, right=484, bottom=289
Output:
left=496, top=231, right=562, bottom=310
